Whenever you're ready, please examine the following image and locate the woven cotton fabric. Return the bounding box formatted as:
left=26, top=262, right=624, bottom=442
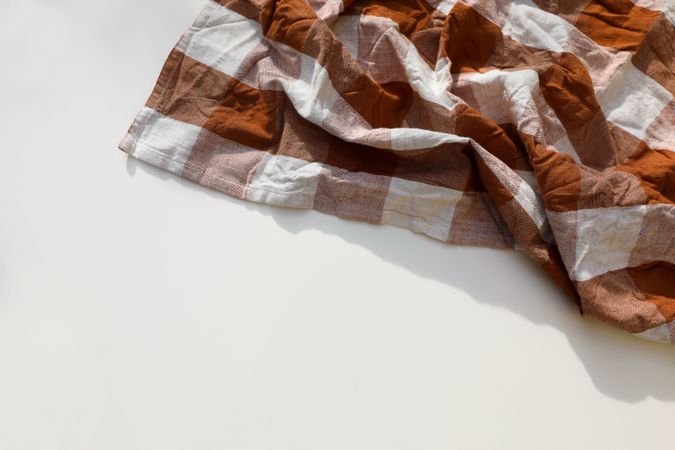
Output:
left=120, top=0, right=675, bottom=342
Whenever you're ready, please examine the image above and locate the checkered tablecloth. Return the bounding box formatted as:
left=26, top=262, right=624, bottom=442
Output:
left=120, top=0, right=675, bottom=342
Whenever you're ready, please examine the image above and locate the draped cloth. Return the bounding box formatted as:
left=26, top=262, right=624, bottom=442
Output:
left=120, top=0, right=675, bottom=342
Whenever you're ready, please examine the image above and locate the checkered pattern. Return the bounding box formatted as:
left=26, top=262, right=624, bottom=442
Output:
left=120, top=0, right=675, bottom=343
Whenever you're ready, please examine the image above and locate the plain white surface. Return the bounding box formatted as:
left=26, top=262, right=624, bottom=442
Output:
left=1, top=1, right=674, bottom=449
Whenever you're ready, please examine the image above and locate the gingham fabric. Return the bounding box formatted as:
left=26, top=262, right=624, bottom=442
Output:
left=120, top=0, right=675, bottom=342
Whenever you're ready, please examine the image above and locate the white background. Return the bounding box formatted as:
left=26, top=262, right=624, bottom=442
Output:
left=1, top=1, right=674, bottom=449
